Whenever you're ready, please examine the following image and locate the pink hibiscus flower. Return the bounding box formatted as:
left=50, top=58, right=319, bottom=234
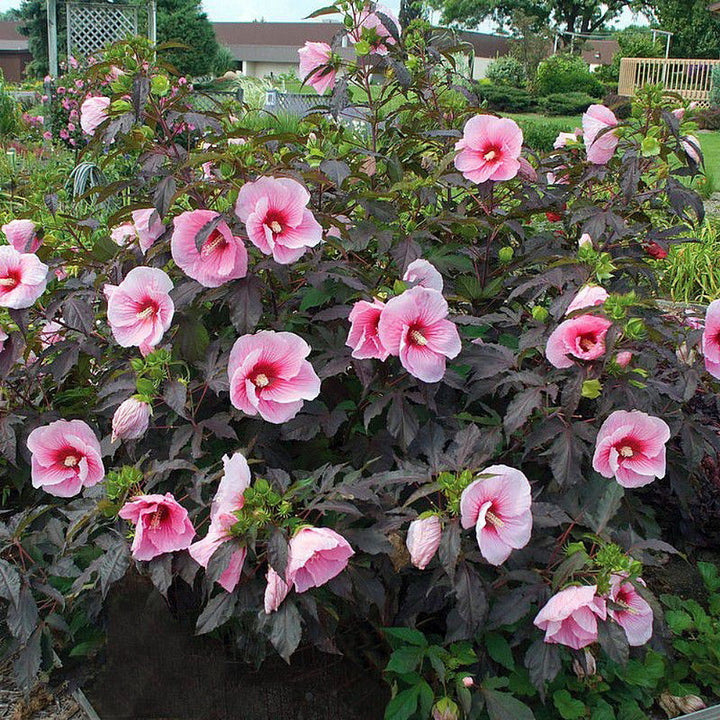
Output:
left=608, top=574, right=653, bottom=646
left=592, top=409, right=670, bottom=488
left=346, top=298, right=390, bottom=361
left=377, top=287, right=461, bottom=383
left=583, top=104, right=619, bottom=165
left=403, top=258, right=443, bottom=292
left=459, top=464, right=533, bottom=566
left=350, top=5, right=401, bottom=55
left=406, top=515, right=442, bottom=570
left=565, top=285, right=609, bottom=316
left=0, top=246, right=48, bottom=309
left=0, top=328, right=7, bottom=354
left=264, top=567, right=292, bottom=614
left=39, top=321, right=63, bottom=350
left=298, top=41, right=336, bottom=95
left=2, top=219, right=40, bottom=253
left=554, top=130, right=582, bottom=149
left=702, top=300, right=720, bottom=379
left=132, top=208, right=165, bottom=253
left=534, top=585, right=607, bottom=649
left=110, top=222, right=137, bottom=247
left=682, top=135, right=702, bottom=163
left=104, top=266, right=175, bottom=356
left=171, top=210, right=247, bottom=288
left=111, top=397, right=152, bottom=443
left=234, top=176, right=322, bottom=264
left=454, top=115, right=524, bottom=184
left=27, top=419, right=104, bottom=497
left=119, top=493, right=195, bottom=562
left=545, top=314, right=612, bottom=369
left=80, top=95, right=110, bottom=135
left=189, top=452, right=251, bottom=592
left=287, top=526, right=354, bottom=593
left=228, top=330, right=321, bottom=423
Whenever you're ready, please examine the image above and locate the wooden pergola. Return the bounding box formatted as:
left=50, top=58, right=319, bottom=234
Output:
left=45, top=0, right=156, bottom=77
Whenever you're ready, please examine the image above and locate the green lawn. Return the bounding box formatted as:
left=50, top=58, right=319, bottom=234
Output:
left=700, top=132, right=720, bottom=197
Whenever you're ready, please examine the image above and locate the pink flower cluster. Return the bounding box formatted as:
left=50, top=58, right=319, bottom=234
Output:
left=346, top=259, right=461, bottom=383
left=534, top=575, right=653, bottom=650
left=349, top=5, right=401, bottom=55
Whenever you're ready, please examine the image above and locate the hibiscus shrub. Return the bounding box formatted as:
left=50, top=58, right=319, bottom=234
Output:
left=0, top=2, right=716, bottom=717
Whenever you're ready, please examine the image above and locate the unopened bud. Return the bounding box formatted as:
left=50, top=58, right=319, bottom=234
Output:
left=461, top=676, right=474, bottom=688
left=432, top=697, right=459, bottom=720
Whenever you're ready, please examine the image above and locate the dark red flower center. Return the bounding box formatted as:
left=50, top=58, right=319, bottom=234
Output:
left=61, top=450, right=80, bottom=468
left=408, top=325, right=428, bottom=347
left=251, top=365, right=274, bottom=389
left=616, top=438, right=640, bottom=459
left=264, top=211, right=287, bottom=236
left=149, top=504, right=169, bottom=530
left=578, top=333, right=598, bottom=352
left=0, top=270, right=20, bottom=291
left=483, top=145, right=501, bottom=162
left=136, top=298, right=159, bottom=320
left=485, top=505, right=504, bottom=528
left=201, top=228, right=228, bottom=256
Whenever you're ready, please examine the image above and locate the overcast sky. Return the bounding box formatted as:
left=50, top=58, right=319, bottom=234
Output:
left=0, top=0, right=650, bottom=29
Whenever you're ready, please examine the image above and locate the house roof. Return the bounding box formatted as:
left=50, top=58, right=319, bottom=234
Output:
left=212, top=21, right=512, bottom=61
left=0, top=22, right=28, bottom=52
left=580, top=38, right=619, bottom=65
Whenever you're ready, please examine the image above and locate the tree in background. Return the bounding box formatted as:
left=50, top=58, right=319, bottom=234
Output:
left=431, top=0, right=633, bottom=35
left=0, top=8, right=20, bottom=20
left=13, top=0, right=223, bottom=79
left=507, top=9, right=553, bottom=78
left=643, top=0, right=720, bottom=59
left=156, top=0, right=222, bottom=77
left=399, top=0, right=426, bottom=26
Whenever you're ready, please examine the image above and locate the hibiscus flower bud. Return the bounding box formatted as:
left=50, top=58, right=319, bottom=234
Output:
left=572, top=648, right=597, bottom=678
left=112, top=397, right=152, bottom=442
left=461, top=676, right=474, bottom=688
left=615, top=350, right=633, bottom=368
left=406, top=515, right=441, bottom=570
left=432, top=697, right=459, bottom=720
left=659, top=692, right=706, bottom=718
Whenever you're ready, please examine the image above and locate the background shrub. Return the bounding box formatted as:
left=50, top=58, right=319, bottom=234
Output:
left=710, top=64, right=720, bottom=107
left=535, top=53, right=605, bottom=97
left=539, top=91, right=598, bottom=116
left=697, top=106, right=720, bottom=130
left=0, top=71, right=20, bottom=137
left=603, top=91, right=633, bottom=119
left=484, top=55, right=527, bottom=88
left=514, top=114, right=580, bottom=150
left=475, top=83, right=537, bottom=112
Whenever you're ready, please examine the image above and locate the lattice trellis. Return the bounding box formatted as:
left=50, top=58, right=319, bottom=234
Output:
left=65, top=2, right=138, bottom=57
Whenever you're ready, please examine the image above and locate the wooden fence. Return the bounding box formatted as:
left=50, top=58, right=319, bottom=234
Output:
left=619, top=57, right=720, bottom=106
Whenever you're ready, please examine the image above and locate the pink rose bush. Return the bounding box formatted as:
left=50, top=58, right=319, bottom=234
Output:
left=545, top=315, right=612, bottom=369
left=171, top=210, right=247, bottom=287
left=119, top=493, right=195, bottom=561
left=27, top=419, right=104, bottom=497
left=0, top=246, right=48, bottom=309
left=104, top=266, right=174, bottom=355
left=592, top=410, right=670, bottom=488
left=235, top=176, right=322, bottom=264
left=298, top=42, right=336, bottom=95
left=454, top=115, right=524, bottom=183
left=2, top=219, right=40, bottom=253
left=534, top=585, right=607, bottom=649
left=227, top=331, right=321, bottom=423
left=460, top=465, right=532, bottom=565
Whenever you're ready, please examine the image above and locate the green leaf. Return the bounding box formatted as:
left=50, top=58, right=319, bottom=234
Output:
left=386, top=645, right=425, bottom=675
left=482, top=688, right=536, bottom=720
left=590, top=699, right=616, bottom=720
left=641, top=136, right=661, bottom=157
left=698, top=561, right=720, bottom=593
left=384, top=687, right=419, bottom=720
left=383, top=627, right=428, bottom=647
left=581, top=379, right=602, bottom=399
left=300, top=286, right=330, bottom=312
left=486, top=632, right=515, bottom=671
left=553, top=689, right=586, bottom=720
left=0, top=558, right=21, bottom=606
left=666, top=609, right=694, bottom=634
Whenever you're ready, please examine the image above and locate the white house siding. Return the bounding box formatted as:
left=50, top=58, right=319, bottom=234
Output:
left=472, top=57, right=495, bottom=80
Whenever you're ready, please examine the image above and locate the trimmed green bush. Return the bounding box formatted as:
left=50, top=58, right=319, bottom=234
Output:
left=513, top=115, right=579, bottom=151
left=0, top=71, right=20, bottom=137
left=539, top=91, right=597, bottom=116
left=485, top=55, right=526, bottom=88
left=475, top=84, right=537, bottom=113
left=535, top=54, right=604, bottom=97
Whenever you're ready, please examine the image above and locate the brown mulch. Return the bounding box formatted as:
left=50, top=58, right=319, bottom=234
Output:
left=0, top=667, right=88, bottom=720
